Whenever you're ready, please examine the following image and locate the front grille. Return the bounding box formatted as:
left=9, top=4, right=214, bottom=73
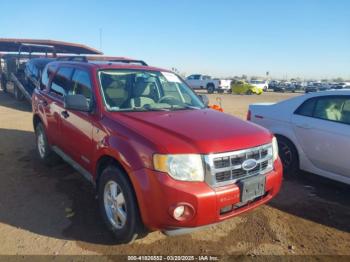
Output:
left=204, top=144, right=273, bottom=187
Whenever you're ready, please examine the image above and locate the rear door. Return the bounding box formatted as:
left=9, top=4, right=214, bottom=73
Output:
left=47, top=66, right=74, bottom=149
left=60, top=68, right=94, bottom=171
left=292, top=95, right=350, bottom=177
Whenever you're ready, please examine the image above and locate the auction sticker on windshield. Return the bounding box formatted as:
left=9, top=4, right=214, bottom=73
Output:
left=162, top=72, right=181, bottom=83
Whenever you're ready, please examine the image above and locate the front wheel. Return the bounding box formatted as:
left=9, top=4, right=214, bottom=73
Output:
left=207, top=84, right=215, bottom=94
left=1, top=78, right=7, bottom=93
left=98, top=166, right=146, bottom=244
left=35, top=122, right=58, bottom=165
left=14, top=86, right=24, bottom=101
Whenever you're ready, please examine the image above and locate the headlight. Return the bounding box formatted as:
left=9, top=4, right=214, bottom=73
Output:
left=153, top=154, right=204, bottom=181
left=272, top=136, right=279, bottom=161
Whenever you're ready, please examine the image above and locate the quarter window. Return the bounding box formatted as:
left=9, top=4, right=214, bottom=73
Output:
left=295, top=98, right=316, bottom=117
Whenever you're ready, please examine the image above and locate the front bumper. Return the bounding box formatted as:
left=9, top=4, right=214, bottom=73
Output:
left=130, top=158, right=283, bottom=232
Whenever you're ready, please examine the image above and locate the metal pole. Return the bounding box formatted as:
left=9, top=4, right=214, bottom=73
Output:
left=99, top=28, right=103, bottom=52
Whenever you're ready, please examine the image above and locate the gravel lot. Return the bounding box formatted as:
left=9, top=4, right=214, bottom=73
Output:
left=0, top=90, right=349, bottom=258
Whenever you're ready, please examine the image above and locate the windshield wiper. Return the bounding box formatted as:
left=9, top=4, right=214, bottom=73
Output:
left=167, top=105, right=202, bottom=111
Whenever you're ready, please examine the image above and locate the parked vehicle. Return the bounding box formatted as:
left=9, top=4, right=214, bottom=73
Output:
left=231, top=80, right=263, bottom=95
left=24, top=58, right=55, bottom=89
left=185, top=74, right=231, bottom=93
left=32, top=58, right=282, bottom=243
left=0, top=38, right=102, bottom=102
left=250, top=80, right=269, bottom=92
left=305, top=82, right=329, bottom=93
left=332, top=82, right=350, bottom=89
left=248, top=90, right=350, bottom=185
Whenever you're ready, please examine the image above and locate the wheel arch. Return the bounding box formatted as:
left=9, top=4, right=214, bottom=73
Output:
left=95, top=154, right=147, bottom=227
left=33, top=114, right=43, bottom=130
left=95, top=155, right=129, bottom=188
left=206, top=82, right=215, bottom=88
left=274, top=133, right=300, bottom=168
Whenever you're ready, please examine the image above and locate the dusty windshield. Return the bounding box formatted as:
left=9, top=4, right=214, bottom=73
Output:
left=98, top=70, right=205, bottom=111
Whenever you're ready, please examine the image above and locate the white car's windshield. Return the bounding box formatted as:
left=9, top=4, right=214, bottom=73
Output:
left=98, top=70, right=205, bottom=112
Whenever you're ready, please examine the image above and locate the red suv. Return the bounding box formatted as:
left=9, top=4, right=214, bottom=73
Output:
left=32, top=57, right=283, bottom=243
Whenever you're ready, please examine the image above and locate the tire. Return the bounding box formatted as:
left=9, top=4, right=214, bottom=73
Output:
left=1, top=78, right=7, bottom=93
left=276, top=136, right=299, bottom=175
left=207, top=84, right=215, bottom=94
left=14, top=86, right=24, bottom=101
left=35, top=122, right=57, bottom=165
left=98, top=165, right=146, bottom=244
left=246, top=89, right=253, bottom=95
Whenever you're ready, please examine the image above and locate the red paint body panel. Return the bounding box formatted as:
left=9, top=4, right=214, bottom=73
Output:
left=32, top=60, right=283, bottom=232
left=131, top=159, right=283, bottom=230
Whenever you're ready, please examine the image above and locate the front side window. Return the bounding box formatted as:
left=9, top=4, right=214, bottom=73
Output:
left=70, top=69, right=92, bottom=100
left=41, top=64, right=57, bottom=89
left=98, top=70, right=204, bottom=111
left=50, top=67, right=73, bottom=96
left=342, top=100, right=350, bottom=124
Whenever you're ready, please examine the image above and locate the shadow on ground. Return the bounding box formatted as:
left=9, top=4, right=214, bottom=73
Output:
left=269, top=171, right=350, bottom=233
left=0, top=89, right=32, bottom=112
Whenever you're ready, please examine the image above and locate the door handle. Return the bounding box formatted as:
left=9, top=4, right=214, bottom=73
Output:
left=296, top=123, right=312, bottom=129
left=39, top=100, right=48, bottom=106
left=61, top=110, right=69, bottom=119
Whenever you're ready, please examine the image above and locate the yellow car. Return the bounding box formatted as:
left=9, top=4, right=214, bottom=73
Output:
left=231, top=80, right=263, bottom=95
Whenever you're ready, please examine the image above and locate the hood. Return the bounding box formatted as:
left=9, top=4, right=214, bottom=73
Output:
left=108, top=109, right=273, bottom=154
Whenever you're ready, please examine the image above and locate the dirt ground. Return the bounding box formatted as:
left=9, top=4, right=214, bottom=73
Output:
left=0, top=89, right=349, bottom=259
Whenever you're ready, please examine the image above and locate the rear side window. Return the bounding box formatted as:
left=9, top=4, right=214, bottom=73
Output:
left=295, top=96, right=350, bottom=125
left=70, top=69, right=92, bottom=100
left=50, top=67, right=73, bottom=96
left=41, top=64, right=57, bottom=90
left=313, top=97, right=344, bottom=122
left=295, top=98, right=316, bottom=117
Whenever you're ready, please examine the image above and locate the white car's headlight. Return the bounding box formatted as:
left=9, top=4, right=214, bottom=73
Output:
left=272, top=136, right=279, bottom=161
left=153, top=154, right=204, bottom=181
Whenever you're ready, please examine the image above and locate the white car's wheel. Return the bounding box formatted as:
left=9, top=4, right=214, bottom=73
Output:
left=276, top=136, right=299, bottom=175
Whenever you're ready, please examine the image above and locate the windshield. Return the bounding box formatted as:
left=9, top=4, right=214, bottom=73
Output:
left=98, top=70, right=205, bottom=112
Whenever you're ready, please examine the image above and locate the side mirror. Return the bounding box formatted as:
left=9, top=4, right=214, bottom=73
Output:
left=199, top=94, right=209, bottom=107
left=64, top=94, right=91, bottom=112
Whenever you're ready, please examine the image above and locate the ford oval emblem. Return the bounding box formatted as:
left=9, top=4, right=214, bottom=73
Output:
left=242, top=159, right=258, bottom=171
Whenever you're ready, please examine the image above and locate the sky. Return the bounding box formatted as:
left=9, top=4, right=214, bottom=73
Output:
left=1, top=0, right=349, bottom=79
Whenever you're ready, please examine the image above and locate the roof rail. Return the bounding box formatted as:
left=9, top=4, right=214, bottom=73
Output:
left=107, top=59, right=148, bottom=66
left=55, top=56, right=148, bottom=66
left=56, top=56, right=88, bottom=62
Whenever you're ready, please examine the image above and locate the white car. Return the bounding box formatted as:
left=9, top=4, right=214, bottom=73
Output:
left=185, top=74, right=231, bottom=94
left=250, top=80, right=269, bottom=91
left=248, top=90, right=350, bottom=184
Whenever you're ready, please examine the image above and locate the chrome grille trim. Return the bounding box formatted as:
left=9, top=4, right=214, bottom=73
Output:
left=204, top=143, right=273, bottom=187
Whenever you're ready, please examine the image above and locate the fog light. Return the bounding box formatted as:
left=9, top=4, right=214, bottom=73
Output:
left=173, top=206, right=185, bottom=220
left=169, top=203, right=195, bottom=221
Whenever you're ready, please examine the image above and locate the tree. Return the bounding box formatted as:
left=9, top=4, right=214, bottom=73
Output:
left=333, top=77, right=344, bottom=83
